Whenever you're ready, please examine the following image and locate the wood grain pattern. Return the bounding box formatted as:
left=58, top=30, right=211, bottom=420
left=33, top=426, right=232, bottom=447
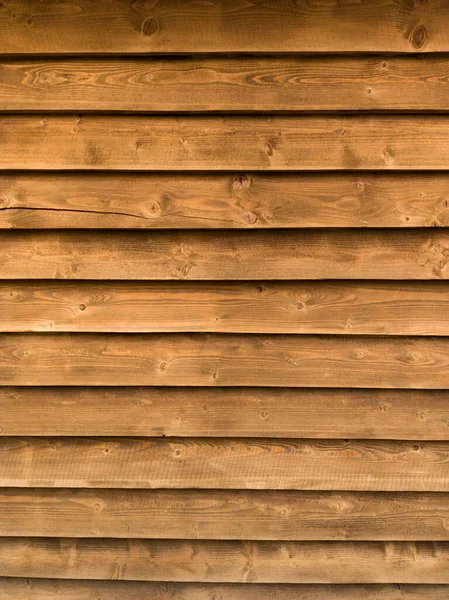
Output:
left=3, top=115, right=449, bottom=170
left=1, top=437, right=449, bottom=491
left=3, top=230, right=449, bottom=281
left=2, top=172, right=449, bottom=229
left=0, top=580, right=447, bottom=600
left=0, top=539, right=448, bottom=583
left=3, top=281, right=449, bottom=335
left=0, top=0, right=448, bottom=53
left=2, top=334, right=449, bottom=388
left=2, top=489, right=449, bottom=540
left=2, top=56, right=449, bottom=112
left=2, top=387, right=449, bottom=440
left=4, top=0, right=449, bottom=590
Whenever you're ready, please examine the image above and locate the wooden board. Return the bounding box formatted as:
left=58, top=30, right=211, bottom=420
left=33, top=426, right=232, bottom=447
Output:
left=0, top=539, right=448, bottom=583
left=1, top=437, right=448, bottom=491
left=2, top=387, right=449, bottom=440
left=3, top=115, right=449, bottom=170
left=0, top=0, right=448, bottom=54
left=2, top=56, right=449, bottom=112
left=1, top=489, right=449, bottom=540
left=2, top=334, right=449, bottom=389
left=4, top=0, right=449, bottom=592
left=0, top=580, right=447, bottom=600
left=2, top=172, right=449, bottom=229
left=3, top=281, right=449, bottom=335
left=2, top=230, right=449, bottom=281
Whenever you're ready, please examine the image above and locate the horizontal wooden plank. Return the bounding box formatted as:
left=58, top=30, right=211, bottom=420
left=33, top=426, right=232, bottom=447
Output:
left=1, top=489, right=449, bottom=540
left=2, top=387, right=449, bottom=439
left=2, top=56, right=449, bottom=112
left=0, top=539, right=448, bottom=583
left=3, top=281, right=449, bottom=335
left=2, top=230, right=449, bottom=280
left=2, top=116, right=449, bottom=170
left=2, top=334, right=449, bottom=389
left=1, top=581, right=447, bottom=600
left=2, top=172, right=449, bottom=229
left=1, top=581, right=448, bottom=600
left=0, top=0, right=448, bottom=53
left=1, top=438, right=449, bottom=490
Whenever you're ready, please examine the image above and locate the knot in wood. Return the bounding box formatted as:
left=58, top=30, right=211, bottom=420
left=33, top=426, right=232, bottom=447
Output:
left=141, top=16, right=159, bottom=36
left=233, top=174, right=249, bottom=192
left=243, top=212, right=257, bottom=225
left=411, top=25, right=427, bottom=49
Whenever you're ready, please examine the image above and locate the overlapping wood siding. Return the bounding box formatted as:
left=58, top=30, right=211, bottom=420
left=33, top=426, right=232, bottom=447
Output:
left=1, top=1, right=449, bottom=597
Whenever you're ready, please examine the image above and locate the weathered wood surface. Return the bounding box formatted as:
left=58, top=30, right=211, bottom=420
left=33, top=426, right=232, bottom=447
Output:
left=1, top=438, right=448, bottom=491
left=2, top=173, right=449, bottom=229
left=1, top=489, right=449, bottom=540
left=3, top=281, right=449, bottom=335
left=0, top=0, right=447, bottom=54
left=1, top=539, right=448, bottom=583
left=2, top=230, right=449, bottom=281
left=4, top=0, right=449, bottom=592
left=3, top=116, right=449, bottom=170
left=2, top=56, right=449, bottom=112
left=0, top=580, right=447, bottom=600
left=2, top=387, right=449, bottom=440
left=2, top=334, right=449, bottom=389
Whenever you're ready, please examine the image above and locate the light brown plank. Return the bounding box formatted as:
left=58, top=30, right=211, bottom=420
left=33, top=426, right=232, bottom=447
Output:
left=2, top=230, right=449, bottom=280
left=1, top=489, right=449, bottom=540
left=2, top=172, right=449, bottom=229
left=0, top=581, right=447, bottom=600
left=2, top=281, right=449, bottom=335
left=2, top=334, right=449, bottom=389
left=2, top=56, right=449, bottom=112
left=0, top=539, right=448, bottom=583
left=2, top=115, right=449, bottom=170
left=1, top=437, right=449, bottom=491
left=0, top=0, right=447, bottom=53
left=2, top=387, right=449, bottom=439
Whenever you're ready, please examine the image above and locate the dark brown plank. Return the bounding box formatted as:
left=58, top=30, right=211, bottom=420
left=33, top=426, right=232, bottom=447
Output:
left=2, top=230, right=449, bottom=280
left=2, top=116, right=449, bottom=170
left=2, top=281, right=449, bottom=335
left=1, top=489, right=449, bottom=540
left=1, top=438, right=449, bottom=491
left=0, top=0, right=448, bottom=53
left=2, top=334, right=449, bottom=389
left=0, top=580, right=447, bottom=600
left=2, top=56, right=449, bottom=112
left=2, top=173, right=449, bottom=229
left=0, top=539, right=448, bottom=583
left=2, top=387, right=449, bottom=439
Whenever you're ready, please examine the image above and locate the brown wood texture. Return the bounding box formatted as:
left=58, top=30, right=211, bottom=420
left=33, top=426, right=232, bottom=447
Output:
left=2, top=115, right=449, bottom=170
left=3, top=230, right=449, bottom=281
left=0, top=539, right=448, bottom=583
left=4, top=0, right=449, bottom=593
left=2, top=387, right=449, bottom=440
left=0, top=580, right=447, bottom=600
left=0, top=1, right=448, bottom=54
left=1, top=437, right=449, bottom=491
left=2, top=281, right=449, bottom=335
left=2, top=56, right=449, bottom=112
left=2, top=172, right=449, bottom=229
left=2, top=334, right=449, bottom=388
left=1, top=489, right=449, bottom=540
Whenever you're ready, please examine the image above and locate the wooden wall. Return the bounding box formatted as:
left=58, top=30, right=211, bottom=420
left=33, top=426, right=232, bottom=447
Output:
left=1, top=1, right=449, bottom=597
